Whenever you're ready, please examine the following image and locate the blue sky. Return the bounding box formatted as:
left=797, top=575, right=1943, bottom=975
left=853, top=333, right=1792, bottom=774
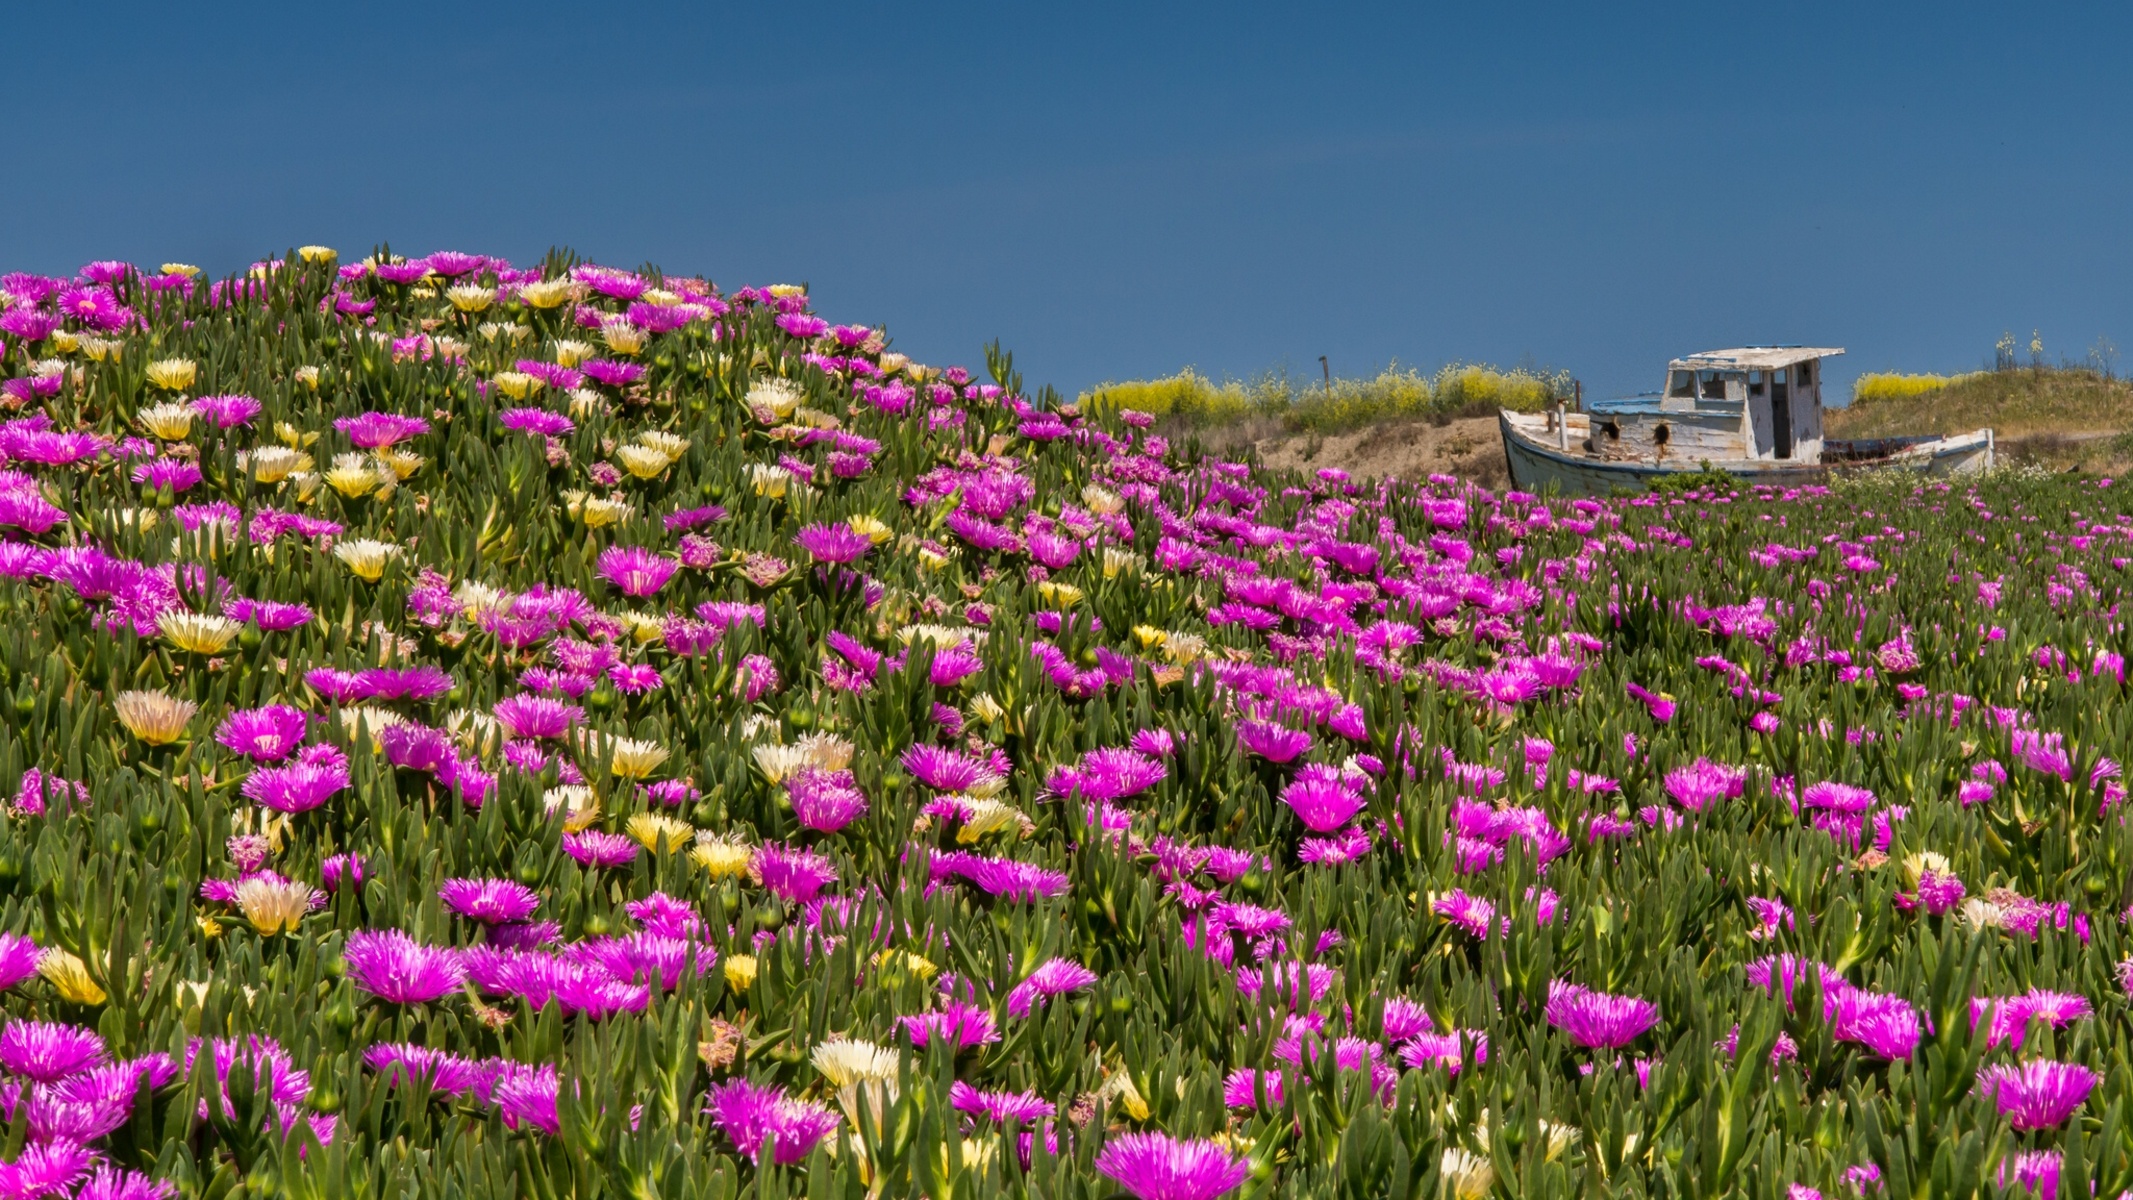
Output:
left=6, top=2, right=2128, bottom=401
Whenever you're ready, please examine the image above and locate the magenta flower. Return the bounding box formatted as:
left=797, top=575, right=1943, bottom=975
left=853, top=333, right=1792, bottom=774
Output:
left=356, top=665, right=454, bottom=702
left=1005, top=957, right=1099, bottom=1018
left=343, top=930, right=466, bottom=1003
left=594, top=546, right=677, bottom=597
left=1663, top=758, right=1746, bottom=812
left=1434, top=890, right=1497, bottom=939
left=1978, top=1060, right=2098, bottom=1130
left=1827, top=987, right=1921, bottom=1059
left=191, top=394, right=261, bottom=429
left=362, top=1043, right=488, bottom=1098
left=492, top=1063, right=562, bottom=1134
left=214, top=705, right=310, bottom=763
left=131, top=457, right=202, bottom=493
left=750, top=844, right=838, bottom=904
left=793, top=522, right=874, bottom=564
left=950, top=1081, right=1053, bottom=1124
left=0, top=933, right=41, bottom=991
left=903, top=1001, right=1001, bottom=1050
left=68, top=1166, right=174, bottom=1200
left=1544, top=981, right=1659, bottom=1049
left=562, top=830, right=639, bottom=869
left=0, top=1020, right=107, bottom=1082
left=439, top=878, right=542, bottom=925
left=0, top=1141, right=97, bottom=1198
left=786, top=767, right=868, bottom=833
left=1279, top=764, right=1366, bottom=832
left=1094, top=1132, right=1251, bottom=1200
left=1236, top=719, right=1312, bottom=763
left=499, top=407, right=575, bottom=436
left=1800, top=781, right=1876, bottom=813
left=705, top=1078, right=841, bottom=1165
left=493, top=694, right=584, bottom=740
left=1623, top=681, right=1676, bottom=723
left=242, top=745, right=352, bottom=813
left=901, top=745, right=999, bottom=792
left=933, top=852, right=1071, bottom=902
left=333, top=412, right=430, bottom=448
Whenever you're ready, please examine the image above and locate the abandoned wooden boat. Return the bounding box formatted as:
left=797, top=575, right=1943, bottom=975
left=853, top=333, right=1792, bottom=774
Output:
left=1499, top=347, right=1995, bottom=495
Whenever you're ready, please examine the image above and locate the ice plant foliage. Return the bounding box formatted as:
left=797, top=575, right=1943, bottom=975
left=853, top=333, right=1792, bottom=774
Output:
left=0, top=248, right=2122, bottom=1195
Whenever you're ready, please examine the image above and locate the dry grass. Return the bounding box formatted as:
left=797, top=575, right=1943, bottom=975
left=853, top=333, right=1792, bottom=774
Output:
left=1081, top=362, right=1567, bottom=435
left=1829, top=366, right=2133, bottom=440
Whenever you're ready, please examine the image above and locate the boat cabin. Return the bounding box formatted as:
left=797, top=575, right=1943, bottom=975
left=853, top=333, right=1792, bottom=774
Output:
left=1580, top=346, right=1843, bottom=465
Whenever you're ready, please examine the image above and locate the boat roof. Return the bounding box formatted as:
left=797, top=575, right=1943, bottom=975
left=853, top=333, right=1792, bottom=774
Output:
left=1669, top=346, right=1845, bottom=371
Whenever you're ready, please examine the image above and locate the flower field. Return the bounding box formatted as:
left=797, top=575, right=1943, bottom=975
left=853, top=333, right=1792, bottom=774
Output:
left=0, top=250, right=2127, bottom=1199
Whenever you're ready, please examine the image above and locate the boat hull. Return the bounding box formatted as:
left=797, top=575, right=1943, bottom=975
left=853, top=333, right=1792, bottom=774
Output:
left=1498, top=411, right=1994, bottom=496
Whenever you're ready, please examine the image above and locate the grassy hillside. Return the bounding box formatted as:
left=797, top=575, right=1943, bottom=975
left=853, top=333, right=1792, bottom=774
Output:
left=1829, top=366, right=2133, bottom=475
left=1830, top=366, right=2132, bottom=439
left=1079, top=362, right=1569, bottom=435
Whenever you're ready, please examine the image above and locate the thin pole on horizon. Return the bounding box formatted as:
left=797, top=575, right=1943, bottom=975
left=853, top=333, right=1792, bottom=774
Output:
left=1319, top=356, right=1330, bottom=394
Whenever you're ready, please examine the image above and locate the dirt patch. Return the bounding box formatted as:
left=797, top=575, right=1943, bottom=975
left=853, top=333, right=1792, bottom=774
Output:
left=1191, top=415, right=1509, bottom=487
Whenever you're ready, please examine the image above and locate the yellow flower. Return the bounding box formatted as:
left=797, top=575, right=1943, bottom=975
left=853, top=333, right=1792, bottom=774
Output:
left=161, top=612, right=242, bottom=655
left=627, top=813, right=695, bottom=853
left=966, top=693, right=1006, bottom=725
left=917, top=546, right=952, bottom=573
left=137, top=402, right=195, bottom=441
left=1102, top=548, right=1146, bottom=580
left=114, top=690, right=198, bottom=744
left=767, top=284, right=806, bottom=299
left=492, top=371, right=542, bottom=400
left=605, top=737, right=671, bottom=780
left=954, top=798, right=1032, bottom=843
left=333, top=538, right=402, bottom=581
left=1132, top=624, right=1168, bottom=649
left=580, top=497, right=632, bottom=528
left=848, top=514, right=893, bottom=544
left=898, top=623, right=975, bottom=648
left=337, top=707, right=407, bottom=749
left=692, top=833, right=754, bottom=879
left=542, top=785, right=600, bottom=832
left=39, top=949, right=106, bottom=1005
left=796, top=732, right=854, bottom=771
left=79, top=336, right=122, bottom=362
left=1081, top=484, right=1124, bottom=515
left=291, top=365, right=322, bottom=391
left=1440, top=1149, right=1495, bottom=1200
left=749, top=464, right=792, bottom=499
left=751, top=743, right=812, bottom=784
left=445, top=283, right=493, bottom=313
left=145, top=358, right=198, bottom=392
left=615, top=444, right=671, bottom=479
left=518, top=278, right=572, bottom=309
left=636, top=431, right=690, bottom=461
left=872, top=948, right=938, bottom=978
left=297, top=245, right=338, bottom=264
left=1036, top=581, right=1084, bottom=609
left=160, top=262, right=203, bottom=277
left=245, top=446, right=307, bottom=483
left=477, top=322, right=530, bottom=344
left=235, top=877, right=314, bottom=936
left=812, top=1037, right=897, bottom=1088
left=374, top=449, right=425, bottom=480
left=1162, top=632, right=1208, bottom=664
left=325, top=452, right=383, bottom=498
left=877, top=352, right=909, bottom=375
left=745, top=378, right=803, bottom=421
left=600, top=320, right=647, bottom=356
left=723, top=955, right=758, bottom=992
left=552, top=339, right=593, bottom=366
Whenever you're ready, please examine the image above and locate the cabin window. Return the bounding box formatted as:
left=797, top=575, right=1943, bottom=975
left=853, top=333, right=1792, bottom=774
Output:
left=1796, top=362, right=1813, bottom=386
left=1749, top=370, right=1765, bottom=396
left=1667, top=371, right=1695, bottom=398
left=1773, top=368, right=1787, bottom=384
left=1699, top=371, right=1727, bottom=400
